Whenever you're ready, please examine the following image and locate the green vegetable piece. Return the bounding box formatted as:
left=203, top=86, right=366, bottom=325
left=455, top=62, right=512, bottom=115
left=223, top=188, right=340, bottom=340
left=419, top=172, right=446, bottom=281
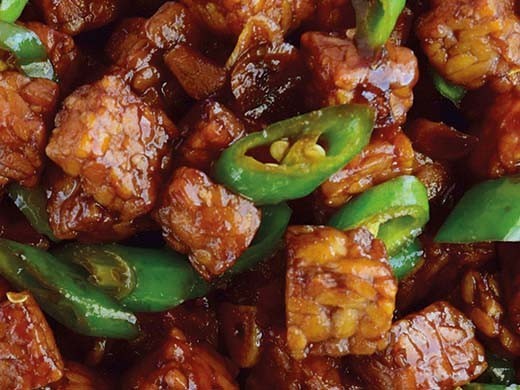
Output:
left=389, top=239, right=422, bottom=280
left=352, top=0, right=406, bottom=55
left=53, top=244, right=210, bottom=313
left=329, top=175, right=429, bottom=256
left=479, top=355, right=516, bottom=386
left=224, top=203, right=292, bottom=277
left=464, top=384, right=520, bottom=390
left=431, top=69, right=466, bottom=106
left=0, top=0, right=28, bottom=22
left=0, top=239, right=139, bottom=339
left=0, top=20, right=55, bottom=80
left=436, top=176, right=520, bottom=243
left=215, top=104, right=375, bottom=205
left=7, top=183, right=59, bottom=242
left=52, top=204, right=291, bottom=311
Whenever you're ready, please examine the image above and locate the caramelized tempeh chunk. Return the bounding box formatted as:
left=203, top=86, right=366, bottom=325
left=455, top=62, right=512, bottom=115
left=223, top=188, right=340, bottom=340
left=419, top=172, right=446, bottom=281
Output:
left=179, top=0, right=315, bottom=36
left=177, top=100, right=245, bottom=172
left=0, top=292, right=64, bottom=389
left=302, top=32, right=418, bottom=129
left=155, top=167, right=261, bottom=280
left=122, top=328, right=238, bottom=389
left=319, top=127, right=415, bottom=207
left=33, top=0, right=120, bottom=35
left=285, top=226, right=397, bottom=359
left=45, top=169, right=139, bottom=242
left=469, top=89, right=520, bottom=178
left=0, top=71, right=58, bottom=190
left=417, top=0, right=520, bottom=89
left=46, top=75, right=177, bottom=221
left=351, top=301, right=487, bottom=389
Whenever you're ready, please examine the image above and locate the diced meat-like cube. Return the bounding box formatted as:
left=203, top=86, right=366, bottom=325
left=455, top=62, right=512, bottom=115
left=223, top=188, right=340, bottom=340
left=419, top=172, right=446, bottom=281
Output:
left=0, top=71, right=58, bottom=190
left=46, top=75, right=177, bottom=221
left=177, top=100, right=245, bottom=171
left=24, top=22, right=81, bottom=93
left=246, top=328, right=352, bottom=389
left=285, top=226, right=397, bottom=359
left=230, top=40, right=307, bottom=125
left=155, top=167, right=261, bottom=280
left=164, top=45, right=227, bottom=100
left=459, top=270, right=520, bottom=355
left=469, top=89, right=520, bottom=178
left=302, top=32, right=418, bottom=129
left=45, top=168, right=139, bottom=242
left=416, top=0, right=520, bottom=89
left=105, top=17, right=191, bottom=115
left=0, top=292, right=64, bottom=389
left=179, top=0, right=315, bottom=36
left=48, top=361, right=110, bottom=390
left=122, top=328, right=238, bottom=389
left=351, top=301, right=487, bottom=389
left=145, top=2, right=202, bottom=50
left=319, top=127, right=415, bottom=207
left=33, top=0, right=120, bottom=35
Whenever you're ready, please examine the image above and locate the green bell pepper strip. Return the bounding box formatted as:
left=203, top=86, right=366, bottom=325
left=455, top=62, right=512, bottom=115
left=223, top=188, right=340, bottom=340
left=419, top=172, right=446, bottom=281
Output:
left=53, top=244, right=210, bottom=313
left=479, top=355, right=516, bottom=386
left=0, top=21, right=55, bottom=80
left=435, top=176, right=520, bottom=243
left=389, top=239, right=423, bottom=280
left=0, top=239, right=139, bottom=339
left=329, top=175, right=429, bottom=256
left=464, top=385, right=520, bottom=390
left=431, top=69, right=466, bottom=107
left=352, top=0, right=406, bottom=56
left=0, top=0, right=28, bottom=22
left=215, top=104, right=375, bottom=205
left=51, top=203, right=291, bottom=311
left=7, top=183, right=59, bottom=242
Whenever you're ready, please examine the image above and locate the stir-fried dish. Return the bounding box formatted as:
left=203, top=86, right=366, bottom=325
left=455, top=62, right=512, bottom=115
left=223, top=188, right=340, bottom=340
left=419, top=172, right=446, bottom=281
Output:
left=0, top=0, right=519, bottom=388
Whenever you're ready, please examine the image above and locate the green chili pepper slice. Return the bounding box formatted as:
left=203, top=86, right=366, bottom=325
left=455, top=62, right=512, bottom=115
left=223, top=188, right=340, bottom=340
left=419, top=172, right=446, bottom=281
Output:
left=329, top=176, right=429, bottom=256
left=352, top=0, right=406, bottom=55
left=0, top=239, right=139, bottom=339
left=436, top=176, right=520, bottom=243
left=53, top=244, right=210, bottom=313
left=224, top=203, right=292, bottom=277
left=0, top=0, right=28, bottom=22
left=51, top=204, right=291, bottom=311
left=215, top=104, right=375, bottom=205
left=431, top=69, right=466, bottom=107
left=389, top=239, right=423, bottom=280
left=7, top=183, right=59, bottom=242
left=0, top=21, right=55, bottom=80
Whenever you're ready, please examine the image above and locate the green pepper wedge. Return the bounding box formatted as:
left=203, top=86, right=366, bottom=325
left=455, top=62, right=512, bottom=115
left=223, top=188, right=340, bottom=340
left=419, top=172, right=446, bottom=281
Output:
left=436, top=176, right=520, bottom=243
left=389, top=239, right=423, bottom=280
left=7, top=183, right=59, bottom=242
left=52, top=203, right=291, bottom=312
left=0, top=239, right=139, bottom=339
left=352, top=0, right=406, bottom=55
left=329, top=175, right=429, bottom=256
left=431, top=69, right=466, bottom=107
left=0, top=0, right=28, bottom=22
left=0, top=20, right=55, bottom=80
left=215, top=104, right=375, bottom=205
left=53, top=244, right=210, bottom=313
